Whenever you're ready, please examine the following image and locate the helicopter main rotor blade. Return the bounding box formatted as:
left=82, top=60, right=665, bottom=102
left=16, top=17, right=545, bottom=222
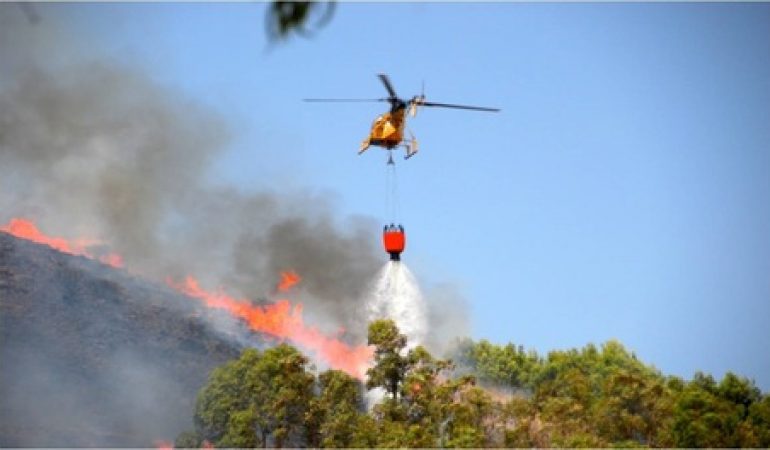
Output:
left=420, top=101, right=500, bottom=112
left=377, top=74, right=398, bottom=99
left=303, top=98, right=388, bottom=103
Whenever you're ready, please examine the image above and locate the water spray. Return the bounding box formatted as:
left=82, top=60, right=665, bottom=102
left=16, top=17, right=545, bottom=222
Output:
left=365, top=260, right=427, bottom=349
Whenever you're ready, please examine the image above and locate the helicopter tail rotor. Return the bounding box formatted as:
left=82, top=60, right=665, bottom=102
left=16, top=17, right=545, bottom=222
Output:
left=409, top=94, right=426, bottom=117
left=409, top=80, right=426, bottom=117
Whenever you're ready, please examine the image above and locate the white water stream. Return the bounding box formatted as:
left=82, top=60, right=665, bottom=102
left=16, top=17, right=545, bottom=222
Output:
left=365, top=260, right=427, bottom=349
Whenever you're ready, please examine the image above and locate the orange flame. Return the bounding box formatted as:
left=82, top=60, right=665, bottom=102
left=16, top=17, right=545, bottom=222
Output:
left=168, top=275, right=373, bottom=379
left=153, top=440, right=174, bottom=450
left=1, top=218, right=123, bottom=268
left=3, top=218, right=372, bottom=378
left=277, top=270, right=301, bottom=292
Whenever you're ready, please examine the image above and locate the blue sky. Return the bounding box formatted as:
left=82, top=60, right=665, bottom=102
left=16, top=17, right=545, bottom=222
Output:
left=43, top=3, right=770, bottom=389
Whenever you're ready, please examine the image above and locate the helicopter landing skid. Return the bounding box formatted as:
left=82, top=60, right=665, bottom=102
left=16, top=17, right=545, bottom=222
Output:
left=402, top=141, right=418, bottom=160
left=402, top=129, right=419, bottom=160
left=358, top=140, right=370, bottom=155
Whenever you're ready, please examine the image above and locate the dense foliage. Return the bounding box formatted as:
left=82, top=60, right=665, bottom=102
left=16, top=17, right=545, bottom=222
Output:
left=178, top=320, right=770, bottom=448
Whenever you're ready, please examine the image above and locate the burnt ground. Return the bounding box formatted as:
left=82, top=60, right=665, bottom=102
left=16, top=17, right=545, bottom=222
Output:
left=0, top=231, right=247, bottom=447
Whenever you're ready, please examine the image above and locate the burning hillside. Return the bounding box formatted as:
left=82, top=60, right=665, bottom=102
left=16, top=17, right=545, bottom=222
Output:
left=2, top=217, right=375, bottom=378
left=0, top=230, right=242, bottom=447
left=168, top=275, right=372, bottom=378
left=1, top=218, right=123, bottom=267
left=0, top=219, right=409, bottom=446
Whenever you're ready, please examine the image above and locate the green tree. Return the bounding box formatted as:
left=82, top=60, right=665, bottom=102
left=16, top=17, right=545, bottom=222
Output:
left=184, top=323, right=770, bottom=449
left=375, top=418, right=409, bottom=448
left=669, top=372, right=767, bottom=448
left=444, top=381, right=497, bottom=447
left=366, top=319, right=408, bottom=401
left=367, top=320, right=501, bottom=448
left=592, top=368, right=674, bottom=446
left=748, top=395, right=770, bottom=446
left=400, top=345, right=451, bottom=447
left=194, top=347, right=261, bottom=444
left=670, top=381, right=740, bottom=447
left=173, top=429, right=203, bottom=448
left=718, top=371, right=762, bottom=413
left=502, top=395, right=540, bottom=447
left=452, top=338, right=541, bottom=389
left=305, top=369, right=366, bottom=448
left=192, top=344, right=314, bottom=448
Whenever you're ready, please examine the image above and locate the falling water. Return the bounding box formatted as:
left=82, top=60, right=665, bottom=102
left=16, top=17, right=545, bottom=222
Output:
left=363, top=260, right=428, bottom=408
left=365, top=260, right=427, bottom=348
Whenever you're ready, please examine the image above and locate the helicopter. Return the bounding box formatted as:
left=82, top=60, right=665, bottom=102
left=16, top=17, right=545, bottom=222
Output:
left=304, top=74, right=499, bottom=161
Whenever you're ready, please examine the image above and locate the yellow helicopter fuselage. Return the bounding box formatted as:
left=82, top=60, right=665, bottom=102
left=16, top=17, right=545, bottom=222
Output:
left=367, top=108, right=406, bottom=149
left=358, top=107, right=418, bottom=159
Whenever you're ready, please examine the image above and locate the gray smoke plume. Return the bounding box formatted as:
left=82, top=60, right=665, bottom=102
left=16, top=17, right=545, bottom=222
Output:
left=0, top=6, right=384, bottom=339
left=0, top=4, right=470, bottom=348
left=423, top=281, right=472, bottom=357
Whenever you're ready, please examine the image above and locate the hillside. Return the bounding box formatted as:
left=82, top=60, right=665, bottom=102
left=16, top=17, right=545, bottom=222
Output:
left=0, top=231, right=243, bottom=447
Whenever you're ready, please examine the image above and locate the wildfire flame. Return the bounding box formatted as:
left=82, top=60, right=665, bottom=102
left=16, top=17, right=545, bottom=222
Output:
left=168, top=275, right=373, bottom=379
left=153, top=440, right=173, bottom=450
left=277, top=270, right=301, bottom=292
left=2, top=217, right=373, bottom=378
left=5, top=217, right=376, bottom=448
left=1, top=218, right=123, bottom=268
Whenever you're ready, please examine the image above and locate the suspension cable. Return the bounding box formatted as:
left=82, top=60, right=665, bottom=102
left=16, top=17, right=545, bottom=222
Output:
left=385, top=151, right=400, bottom=224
